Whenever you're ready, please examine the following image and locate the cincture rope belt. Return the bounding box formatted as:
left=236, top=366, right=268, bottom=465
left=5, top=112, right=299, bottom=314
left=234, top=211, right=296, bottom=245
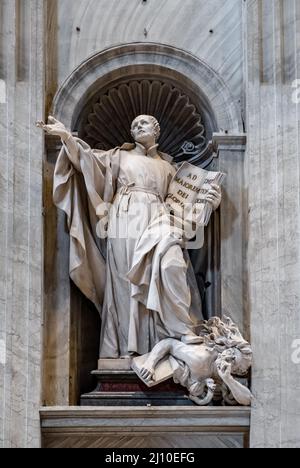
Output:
left=116, top=182, right=164, bottom=216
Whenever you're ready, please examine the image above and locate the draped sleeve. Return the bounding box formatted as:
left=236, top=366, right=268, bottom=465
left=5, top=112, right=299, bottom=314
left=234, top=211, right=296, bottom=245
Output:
left=53, top=136, right=121, bottom=314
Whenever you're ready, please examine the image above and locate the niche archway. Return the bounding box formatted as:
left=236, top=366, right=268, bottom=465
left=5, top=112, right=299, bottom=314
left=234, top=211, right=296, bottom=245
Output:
left=44, top=43, right=242, bottom=405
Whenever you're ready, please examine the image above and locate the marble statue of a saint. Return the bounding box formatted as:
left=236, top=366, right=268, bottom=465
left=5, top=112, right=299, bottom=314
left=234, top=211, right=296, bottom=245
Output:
left=37, top=115, right=221, bottom=358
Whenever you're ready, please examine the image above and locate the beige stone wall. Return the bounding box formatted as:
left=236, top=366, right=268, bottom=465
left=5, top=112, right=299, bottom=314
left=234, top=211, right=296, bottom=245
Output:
left=43, top=0, right=247, bottom=413
left=0, top=0, right=44, bottom=449
left=246, top=0, right=300, bottom=448
left=1, top=0, right=300, bottom=448
left=47, top=0, right=245, bottom=112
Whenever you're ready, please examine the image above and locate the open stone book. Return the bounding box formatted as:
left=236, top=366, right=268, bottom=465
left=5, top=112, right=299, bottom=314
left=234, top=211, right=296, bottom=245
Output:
left=166, top=162, right=226, bottom=227
left=132, top=354, right=174, bottom=387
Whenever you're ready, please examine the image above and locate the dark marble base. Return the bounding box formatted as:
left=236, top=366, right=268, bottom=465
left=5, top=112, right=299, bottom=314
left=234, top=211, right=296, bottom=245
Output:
left=80, top=370, right=195, bottom=406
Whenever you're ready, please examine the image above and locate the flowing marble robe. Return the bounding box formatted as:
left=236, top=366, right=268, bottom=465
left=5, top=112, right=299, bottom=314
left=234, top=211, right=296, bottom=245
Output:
left=53, top=136, right=204, bottom=358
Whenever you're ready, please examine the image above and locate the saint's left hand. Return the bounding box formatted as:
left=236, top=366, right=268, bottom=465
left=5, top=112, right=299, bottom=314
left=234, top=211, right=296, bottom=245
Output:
left=205, top=184, right=222, bottom=211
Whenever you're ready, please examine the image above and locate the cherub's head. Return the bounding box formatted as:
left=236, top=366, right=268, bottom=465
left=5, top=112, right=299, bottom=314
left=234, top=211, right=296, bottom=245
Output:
left=200, top=316, right=252, bottom=377
left=131, top=115, right=161, bottom=147
left=188, top=317, right=252, bottom=405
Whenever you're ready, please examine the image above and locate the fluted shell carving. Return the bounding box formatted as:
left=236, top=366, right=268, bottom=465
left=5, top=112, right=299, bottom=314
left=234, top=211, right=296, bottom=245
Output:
left=82, top=80, right=208, bottom=164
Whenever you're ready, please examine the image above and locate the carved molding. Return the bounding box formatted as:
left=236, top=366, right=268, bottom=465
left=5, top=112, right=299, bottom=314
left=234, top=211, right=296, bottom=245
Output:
left=40, top=406, right=251, bottom=432
left=212, top=133, right=247, bottom=153
left=52, top=43, right=243, bottom=138
left=41, top=406, right=250, bottom=447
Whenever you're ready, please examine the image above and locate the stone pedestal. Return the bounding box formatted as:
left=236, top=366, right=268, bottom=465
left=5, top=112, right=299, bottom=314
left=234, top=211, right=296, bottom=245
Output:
left=80, top=359, right=194, bottom=407
left=97, top=358, right=132, bottom=371
left=41, top=406, right=251, bottom=449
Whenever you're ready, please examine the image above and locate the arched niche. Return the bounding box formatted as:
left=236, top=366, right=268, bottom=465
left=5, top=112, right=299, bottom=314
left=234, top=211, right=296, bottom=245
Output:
left=44, top=43, right=244, bottom=406
left=53, top=42, right=242, bottom=135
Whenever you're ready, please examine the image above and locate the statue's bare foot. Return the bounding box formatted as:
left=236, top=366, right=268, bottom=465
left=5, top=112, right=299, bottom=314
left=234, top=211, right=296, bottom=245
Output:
left=140, top=363, right=155, bottom=383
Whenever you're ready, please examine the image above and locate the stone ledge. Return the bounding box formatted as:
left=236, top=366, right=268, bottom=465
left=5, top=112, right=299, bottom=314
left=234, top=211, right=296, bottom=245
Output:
left=40, top=406, right=250, bottom=434
left=212, top=132, right=247, bottom=152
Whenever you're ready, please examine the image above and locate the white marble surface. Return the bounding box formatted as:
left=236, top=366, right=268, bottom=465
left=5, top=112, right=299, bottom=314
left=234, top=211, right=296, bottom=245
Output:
left=0, top=80, right=6, bottom=104
left=41, top=406, right=250, bottom=448
left=213, top=134, right=247, bottom=334
left=40, top=406, right=251, bottom=429
left=246, top=0, right=300, bottom=449
left=50, top=0, right=244, bottom=112
left=98, top=359, right=132, bottom=371
left=0, top=0, right=44, bottom=449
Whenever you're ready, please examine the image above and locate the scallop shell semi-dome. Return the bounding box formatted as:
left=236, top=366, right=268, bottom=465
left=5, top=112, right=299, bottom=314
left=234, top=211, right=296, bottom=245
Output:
left=81, top=80, right=211, bottom=166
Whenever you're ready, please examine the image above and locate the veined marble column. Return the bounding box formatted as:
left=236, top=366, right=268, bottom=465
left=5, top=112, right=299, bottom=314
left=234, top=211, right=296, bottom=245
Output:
left=0, top=0, right=45, bottom=448
left=212, top=133, right=248, bottom=336
left=246, top=0, right=300, bottom=448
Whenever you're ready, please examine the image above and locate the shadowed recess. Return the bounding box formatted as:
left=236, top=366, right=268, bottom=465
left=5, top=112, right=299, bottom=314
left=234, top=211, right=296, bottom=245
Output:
left=80, top=79, right=210, bottom=165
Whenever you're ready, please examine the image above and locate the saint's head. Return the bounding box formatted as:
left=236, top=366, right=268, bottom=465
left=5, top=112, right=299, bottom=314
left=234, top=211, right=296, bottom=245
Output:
left=131, top=115, right=161, bottom=147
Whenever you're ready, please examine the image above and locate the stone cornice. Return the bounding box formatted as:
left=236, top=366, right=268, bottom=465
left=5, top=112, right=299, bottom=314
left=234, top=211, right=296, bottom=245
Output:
left=212, top=133, right=247, bottom=152
left=41, top=406, right=250, bottom=433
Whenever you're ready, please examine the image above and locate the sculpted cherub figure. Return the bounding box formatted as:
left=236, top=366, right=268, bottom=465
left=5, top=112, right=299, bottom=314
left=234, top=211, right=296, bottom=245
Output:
left=133, top=316, right=252, bottom=406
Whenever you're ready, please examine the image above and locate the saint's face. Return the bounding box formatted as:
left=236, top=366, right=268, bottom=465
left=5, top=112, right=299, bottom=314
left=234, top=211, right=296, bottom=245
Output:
left=131, top=115, right=156, bottom=146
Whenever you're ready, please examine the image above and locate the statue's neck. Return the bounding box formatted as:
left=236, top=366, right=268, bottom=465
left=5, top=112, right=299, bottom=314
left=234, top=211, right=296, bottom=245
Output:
left=135, top=142, right=159, bottom=158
